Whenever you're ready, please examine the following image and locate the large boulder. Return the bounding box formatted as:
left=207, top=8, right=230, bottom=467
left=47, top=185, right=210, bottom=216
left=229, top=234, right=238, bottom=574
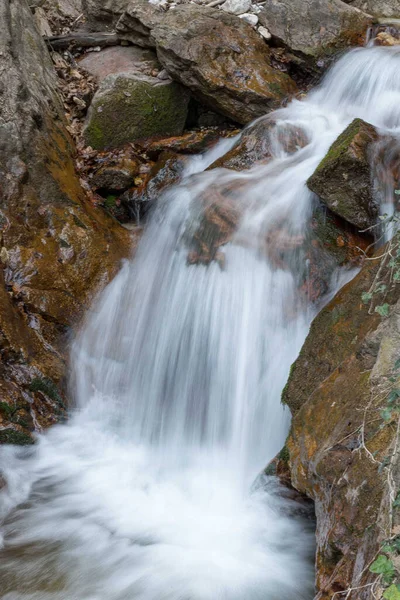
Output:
left=344, top=0, right=400, bottom=18
left=283, top=249, right=400, bottom=598
left=82, top=0, right=130, bottom=30
left=307, top=118, right=379, bottom=230
left=116, top=1, right=298, bottom=124
left=0, top=0, right=131, bottom=443
left=258, top=0, right=372, bottom=61
left=81, top=46, right=190, bottom=149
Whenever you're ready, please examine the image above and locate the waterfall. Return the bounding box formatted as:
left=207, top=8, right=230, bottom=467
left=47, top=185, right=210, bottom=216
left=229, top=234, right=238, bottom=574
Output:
left=1, top=44, right=400, bottom=600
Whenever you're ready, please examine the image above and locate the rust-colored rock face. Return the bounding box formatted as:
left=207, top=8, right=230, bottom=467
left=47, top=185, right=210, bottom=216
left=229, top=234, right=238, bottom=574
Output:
left=284, top=253, right=400, bottom=599
left=0, top=0, right=131, bottom=443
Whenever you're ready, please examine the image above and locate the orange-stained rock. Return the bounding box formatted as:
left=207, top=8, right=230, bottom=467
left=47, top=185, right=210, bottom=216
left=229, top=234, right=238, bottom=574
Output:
left=283, top=249, right=400, bottom=598
left=0, top=0, right=132, bottom=443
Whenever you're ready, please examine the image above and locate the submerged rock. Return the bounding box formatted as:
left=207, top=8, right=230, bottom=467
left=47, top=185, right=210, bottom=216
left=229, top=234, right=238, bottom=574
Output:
left=81, top=46, right=190, bottom=150
left=117, top=1, right=298, bottom=124
left=209, top=117, right=309, bottom=171
left=307, top=118, right=379, bottom=230
left=0, top=0, right=131, bottom=442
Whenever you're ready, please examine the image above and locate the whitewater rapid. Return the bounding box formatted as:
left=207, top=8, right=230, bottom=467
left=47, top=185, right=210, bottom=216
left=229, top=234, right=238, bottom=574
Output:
left=1, top=44, right=400, bottom=600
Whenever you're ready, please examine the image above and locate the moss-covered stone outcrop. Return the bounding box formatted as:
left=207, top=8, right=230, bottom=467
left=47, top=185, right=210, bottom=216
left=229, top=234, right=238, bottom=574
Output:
left=284, top=249, right=400, bottom=598
left=84, top=69, right=190, bottom=150
left=307, top=118, right=379, bottom=230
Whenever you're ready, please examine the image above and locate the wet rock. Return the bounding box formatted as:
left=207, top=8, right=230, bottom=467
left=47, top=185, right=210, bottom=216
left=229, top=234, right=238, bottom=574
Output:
left=0, top=0, right=131, bottom=443
left=120, top=151, right=187, bottom=222
left=92, top=158, right=141, bottom=191
left=375, top=31, right=400, bottom=45
left=258, top=0, right=372, bottom=61
left=116, top=1, right=298, bottom=124
left=283, top=250, right=400, bottom=598
left=187, top=184, right=242, bottom=265
left=140, top=129, right=230, bottom=159
left=307, top=118, right=379, bottom=230
left=221, top=0, right=252, bottom=15
left=209, top=117, right=309, bottom=171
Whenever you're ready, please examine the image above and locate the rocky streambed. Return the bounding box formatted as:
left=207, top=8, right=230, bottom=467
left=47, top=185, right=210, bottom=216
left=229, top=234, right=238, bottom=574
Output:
left=2, top=0, right=400, bottom=599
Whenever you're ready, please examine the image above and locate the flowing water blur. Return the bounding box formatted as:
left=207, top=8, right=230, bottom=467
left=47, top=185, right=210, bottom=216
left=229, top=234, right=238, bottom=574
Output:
left=1, top=44, right=400, bottom=600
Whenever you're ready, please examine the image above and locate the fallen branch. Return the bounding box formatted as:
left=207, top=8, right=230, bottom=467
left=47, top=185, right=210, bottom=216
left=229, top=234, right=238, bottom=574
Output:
left=45, top=32, right=120, bottom=50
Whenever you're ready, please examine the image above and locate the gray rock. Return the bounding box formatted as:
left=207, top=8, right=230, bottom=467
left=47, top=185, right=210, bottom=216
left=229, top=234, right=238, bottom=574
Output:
left=239, top=12, right=258, bottom=25
left=84, top=72, right=190, bottom=149
left=81, top=46, right=190, bottom=149
left=82, top=0, right=131, bottom=29
left=258, top=25, right=271, bottom=40
left=307, top=118, right=379, bottom=229
left=258, top=0, right=372, bottom=59
left=79, top=45, right=160, bottom=81
left=344, top=0, right=400, bottom=17
left=117, top=1, right=298, bottom=124
left=221, top=0, right=252, bottom=15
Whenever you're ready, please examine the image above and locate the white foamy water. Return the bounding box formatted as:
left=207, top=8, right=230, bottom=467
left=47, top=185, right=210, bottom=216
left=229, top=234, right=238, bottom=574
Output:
left=1, top=45, right=400, bottom=600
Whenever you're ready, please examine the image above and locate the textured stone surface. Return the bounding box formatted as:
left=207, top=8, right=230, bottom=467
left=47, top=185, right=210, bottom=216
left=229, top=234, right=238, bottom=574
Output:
left=84, top=72, right=190, bottom=149
left=0, top=0, right=131, bottom=443
left=117, top=1, right=298, bottom=124
left=258, top=0, right=372, bottom=59
left=221, top=0, right=252, bottom=15
left=307, top=118, right=379, bottom=230
left=79, top=45, right=161, bottom=81
left=345, top=0, right=400, bottom=17
left=284, top=251, right=400, bottom=599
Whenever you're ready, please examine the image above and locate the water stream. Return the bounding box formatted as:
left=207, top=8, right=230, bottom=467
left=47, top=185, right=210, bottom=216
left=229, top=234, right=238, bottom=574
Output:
left=1, top=44, right=400, bottom=600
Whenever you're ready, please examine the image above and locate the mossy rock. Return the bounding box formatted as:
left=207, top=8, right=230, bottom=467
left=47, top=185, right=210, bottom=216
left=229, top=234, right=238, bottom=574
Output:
left=307, top=118, right=379, bottom=230
left=0, top=428, right=34, bottom=445
left=84, top=73, right=191, bottom=150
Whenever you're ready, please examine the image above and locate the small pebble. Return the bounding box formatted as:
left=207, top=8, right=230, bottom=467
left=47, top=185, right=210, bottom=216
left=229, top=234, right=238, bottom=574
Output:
left=221, top=0, right=252, bottom=16
left=258, top=25, right=272, bottom=40
left=239, top=12, right=258, bottom=26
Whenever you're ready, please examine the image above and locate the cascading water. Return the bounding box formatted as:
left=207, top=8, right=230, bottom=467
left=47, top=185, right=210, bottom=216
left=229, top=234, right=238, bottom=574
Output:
left=1, top=44, right=400, bottom=600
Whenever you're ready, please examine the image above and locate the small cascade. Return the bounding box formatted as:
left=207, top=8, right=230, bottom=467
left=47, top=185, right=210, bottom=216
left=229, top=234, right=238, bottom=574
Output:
left=1, top=45, right=400, bottom=600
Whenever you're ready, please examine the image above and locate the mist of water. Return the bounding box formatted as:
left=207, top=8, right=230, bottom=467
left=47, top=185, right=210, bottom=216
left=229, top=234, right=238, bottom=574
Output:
left=1, top=44, right=400, bottom=600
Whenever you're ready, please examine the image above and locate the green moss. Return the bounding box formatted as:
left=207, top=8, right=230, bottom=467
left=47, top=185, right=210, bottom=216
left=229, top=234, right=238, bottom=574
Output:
left=278, top=444, right=290, bottom=464
left=264, top=462, right=277, bottom=476
left=0, top=402, right=14, bottom=418
left=29, top=377, right=65, bottom=409
left=0, top=429, right=34, bottom=445
left=313, top=119, right=364, bottom=175
left=84, top=76, right=190, bottom=150
left=104, top=194, right=117, bottom=209
left=281, top=361, right=297, bottom=406
left=73, top=214, right=88, bottom=229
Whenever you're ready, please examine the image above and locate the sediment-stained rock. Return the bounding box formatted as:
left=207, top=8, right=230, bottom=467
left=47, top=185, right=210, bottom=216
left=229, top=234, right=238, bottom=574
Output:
left=0, top=0, right=131, bottom=443
left=283, top=249, right=400, bottom=598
